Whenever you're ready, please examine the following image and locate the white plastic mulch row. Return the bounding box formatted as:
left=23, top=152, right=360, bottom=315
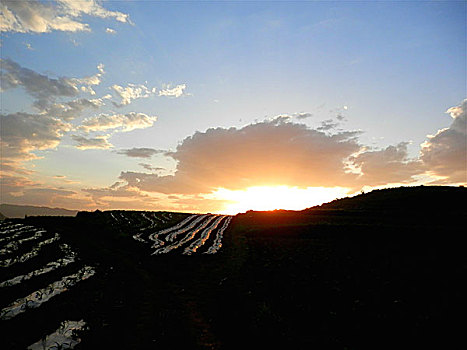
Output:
left=0, top=225, right=38, bottom=243
left=148, top=214, right=201, bottom=248
left=183, top=216, right=225, bottom=255
left=0, top=266, right=95, bottom=320
left=0, top=244, right=77, bottom=288
left=0, top=230, right=44, bottom=256
left=27, top=320, right=87, bottom=350
left=0, top=233, right=60, bottom=267
left=205, top=216, right=232, bottom=254
left=152, top=215, right=218, bottom=255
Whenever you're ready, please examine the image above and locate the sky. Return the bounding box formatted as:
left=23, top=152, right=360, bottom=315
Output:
left=1, top=0, right=466, bottom=214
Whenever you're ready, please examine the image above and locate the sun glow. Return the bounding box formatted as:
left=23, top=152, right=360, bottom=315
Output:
left=213, top=186, right=350, bottom=214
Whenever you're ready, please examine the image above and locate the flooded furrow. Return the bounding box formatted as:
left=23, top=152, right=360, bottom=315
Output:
left=0, top=233, right=60, bottom=267
left=0, top=244, right=77, bottom=288
left=152, top=215, right=218, bottom=255
left=0, top=266, right=95, bottom=320
left=183, top=216, right=225, bottom=255
left=27, top=319, right=87, bottom=350
left=204, top=216, right=232, bottom=254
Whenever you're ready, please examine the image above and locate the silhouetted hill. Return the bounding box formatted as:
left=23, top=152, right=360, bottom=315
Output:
left=0, top=204, right=78, bottom=218
left=308, top=185, right=466, bottom=214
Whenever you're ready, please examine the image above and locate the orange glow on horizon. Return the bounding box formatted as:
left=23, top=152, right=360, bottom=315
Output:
left=211, top=186, right=350, bottom=214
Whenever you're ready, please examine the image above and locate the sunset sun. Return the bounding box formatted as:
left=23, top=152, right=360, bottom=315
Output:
left=213, top=186, right=350, bottom=214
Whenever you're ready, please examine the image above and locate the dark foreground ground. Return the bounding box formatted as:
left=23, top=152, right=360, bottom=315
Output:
left=1, top=186, right=466, bottom=349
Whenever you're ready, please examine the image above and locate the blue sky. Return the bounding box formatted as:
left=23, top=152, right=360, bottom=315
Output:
left=1, top=0, right=466, bottom=213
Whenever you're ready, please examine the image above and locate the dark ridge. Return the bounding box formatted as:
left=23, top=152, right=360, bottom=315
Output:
left=307, top=185, right=466, bottom=213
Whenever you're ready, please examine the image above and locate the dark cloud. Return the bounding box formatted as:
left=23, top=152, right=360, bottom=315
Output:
left=0, top=58, right=79, bottom=100
left=138, top=163, right=165, bottom=172
left=116, top=148, right=163, bottom=158
left=294, top=112, right=313, bottom=120
left=71, top=134, right=112, bottom=150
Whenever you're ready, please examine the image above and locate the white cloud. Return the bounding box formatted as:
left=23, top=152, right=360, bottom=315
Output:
left=158, top=84, right=187, bottom=98
left=78, top=112, right=158, bottom=133
left=111, top=83, right=154, bottom=106
left=105, top=27, right=116, bottom=34
left=0, top=0, right=131, bottom=34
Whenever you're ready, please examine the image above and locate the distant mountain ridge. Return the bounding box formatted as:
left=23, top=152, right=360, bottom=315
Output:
left=0, top=204, right=78, bottom=218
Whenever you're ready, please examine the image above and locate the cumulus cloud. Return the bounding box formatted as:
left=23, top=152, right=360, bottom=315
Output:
left=117, top=120, right=362, bottom=194
left=158, top=84, right=187, bottom=98
left=105, top=27, right=116, bottom=34
left=111, top=83, right=154, bottom=106
left=0, top=112, right=71, bottom=160
left=116, top=148, right=162, bottom=158
left=77, top=112, right=157, bottom=133
left=420, top=99, right=467, bottom=183
left=71, top=134, right=112, bottom=150
left=0, top=0, right=131, bottom=34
